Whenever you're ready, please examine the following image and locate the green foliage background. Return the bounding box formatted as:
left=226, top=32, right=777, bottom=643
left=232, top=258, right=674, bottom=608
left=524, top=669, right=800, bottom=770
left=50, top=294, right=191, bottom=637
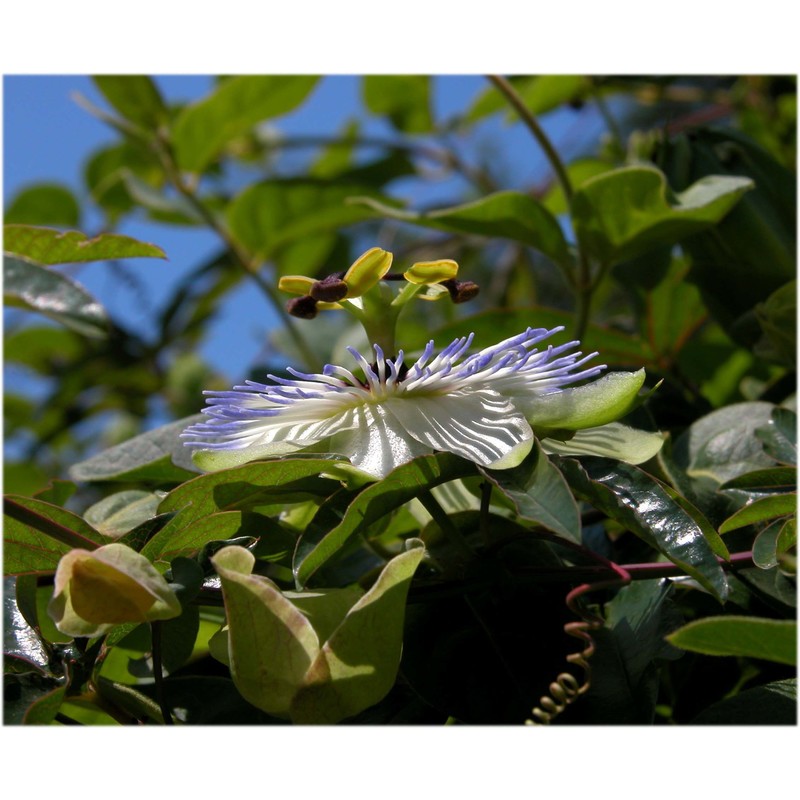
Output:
left=3, top=74, right=797, bottom=726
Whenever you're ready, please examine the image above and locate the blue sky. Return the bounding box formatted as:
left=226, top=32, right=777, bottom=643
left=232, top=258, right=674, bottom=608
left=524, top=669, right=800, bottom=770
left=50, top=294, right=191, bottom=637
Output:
left=4, top=75, right=606, bottom=382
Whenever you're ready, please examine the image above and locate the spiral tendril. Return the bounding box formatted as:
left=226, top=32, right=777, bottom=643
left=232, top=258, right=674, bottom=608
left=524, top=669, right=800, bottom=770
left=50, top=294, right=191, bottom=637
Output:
left=526, top=561, right=631, bottom=725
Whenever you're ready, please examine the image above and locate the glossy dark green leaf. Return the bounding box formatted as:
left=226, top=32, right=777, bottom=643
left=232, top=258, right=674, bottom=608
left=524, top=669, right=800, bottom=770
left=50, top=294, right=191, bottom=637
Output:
left=571, top=166, right=752, bottom=264
left=720, top=466, right=797, bottom=493
left=555, top=457, right=728, bottom=599
left=295, top=453, right=476, bottom=588
left=691, top=678, right=796, bottom=725
left=159, top=605, right=201, bottom=675
left=576, top=580, right=682, bottom=724
left=69, top=415, right=203, bottom=484
left=173, top=76, right=319, bottom=172
left=4, top=495, right=106, bottom=575
left=83, top=490, right=162, bottom=537
left=718, top=493, right=796, bottom=533
left=480, top=440, right=581, bottom=542
left=157, top=458, right=343, bottom=524
left=4, top=224, right=166, bottom=264
left=4, top=577, right=49, bottom=670
left=4, top=183, right=81, bottom=227
left=756, top=407, right=797, bottom=466
left=3, top=672, right=65, bottom=726
left=4, top=255, right=109, bottom=338
left=92, top=75, right=168, bottom=128
left=672, top=402, right=776, bottom=486
left=356, top=191, right=570, bottom=267
left=362, top=75, right=432, bottom=133
left=227, top=179, right=391, bottom=262
left=667, top=616, right=796, bottom=665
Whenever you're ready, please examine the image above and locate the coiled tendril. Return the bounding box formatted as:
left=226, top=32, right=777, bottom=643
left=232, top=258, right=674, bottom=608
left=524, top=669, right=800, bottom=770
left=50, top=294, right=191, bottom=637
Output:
left=526, top=561, right=631, bottom=725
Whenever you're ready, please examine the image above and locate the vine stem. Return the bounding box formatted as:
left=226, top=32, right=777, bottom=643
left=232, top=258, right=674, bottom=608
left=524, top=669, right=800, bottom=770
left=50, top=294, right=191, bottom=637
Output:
left=487, top=75, right=574, bottom=205
left=417, top=490, right=474, bottom=559
left=153, top=136, right=318, bottom=371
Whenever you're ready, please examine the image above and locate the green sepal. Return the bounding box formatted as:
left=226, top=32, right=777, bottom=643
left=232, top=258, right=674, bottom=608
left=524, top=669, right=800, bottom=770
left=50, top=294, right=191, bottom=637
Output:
left=526, top=369, right=647, bottom=431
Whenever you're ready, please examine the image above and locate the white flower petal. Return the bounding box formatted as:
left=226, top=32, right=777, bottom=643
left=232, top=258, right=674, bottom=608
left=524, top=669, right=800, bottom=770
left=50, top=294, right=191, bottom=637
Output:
left=385, top=389, right=533, bottom=469
left=330, top=404, right=431, bottom=478
left=191, top=403, right=360, bottom=471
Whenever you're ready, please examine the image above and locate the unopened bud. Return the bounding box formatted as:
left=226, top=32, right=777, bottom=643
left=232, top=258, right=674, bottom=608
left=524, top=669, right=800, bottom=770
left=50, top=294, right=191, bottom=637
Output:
left=440, top=278, right=480, bottom=304
left=287, top=295, right=318, bottom=319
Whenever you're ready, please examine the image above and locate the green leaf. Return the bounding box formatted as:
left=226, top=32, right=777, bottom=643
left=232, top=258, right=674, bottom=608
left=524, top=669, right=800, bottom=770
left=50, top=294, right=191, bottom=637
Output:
left=577, top=580, right=682, bottom=724
left=355, top=191, right=571, bottom=267
left=84, top=141, right=163, bottom=222
left=4, top=255, right=109, bottom=339
left=467, top=75, right=589, bottom=123
left=755, top=280, right=796, bottom=366
left=4, top=495, right=106, bottom=575
left=673, top=401, right=777, bottom=486
left=212, top=546, right=320, bottom=717
left=4, top=224, right=166, bottom=264
left=556, top=457, right=728, bottom=600
left=480, top=440, right=581, bottom=542
left=173, top=76, right=319, bottom=172
left=83, top=491, right=162, bottom=538
left=226, top=179, right=391, bottom=263
left=718, top=493, right=797, bottom=533
left=412, top=307, right=654, bottom=367
left=157, top=458, right=343, bottom=524
left=22, top=684, right=67, bottom=725
left=92, top=76, right=168, bottom=129
left=362, top=75, right=432, bottom=133
left=69, top=415, right=203, bottom=484
left=290, top=541, right=425, bottom=724
left=5, top=183, right=81, bottom=227
left=667, top=616, right=796, bottom=665
left=571, top=166, right=753, bottom=264
left=720, top=466, right=797, bottom=493
left=540, top=423, right=665, bottom=466
left=756, top=407, right=797, bottom=466
left=657, top=128, right=796, bottom=342
left=140, top=510, right=266, bottom=563
left=543, top=158, right=614, bottom=216
left=294, top=452, right=476, bottom=588
left=753, top=520, right=787, bottom=569
left=691, top=678, right=796, bottom=725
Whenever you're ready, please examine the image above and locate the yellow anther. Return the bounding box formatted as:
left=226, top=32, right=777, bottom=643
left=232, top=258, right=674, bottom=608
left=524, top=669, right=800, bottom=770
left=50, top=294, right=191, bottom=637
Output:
left=342, top=248, right=393, bottom=297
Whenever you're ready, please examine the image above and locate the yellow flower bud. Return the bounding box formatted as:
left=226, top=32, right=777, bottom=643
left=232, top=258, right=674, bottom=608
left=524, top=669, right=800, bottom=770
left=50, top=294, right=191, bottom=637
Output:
left=47, top=543, right=181, bottom=638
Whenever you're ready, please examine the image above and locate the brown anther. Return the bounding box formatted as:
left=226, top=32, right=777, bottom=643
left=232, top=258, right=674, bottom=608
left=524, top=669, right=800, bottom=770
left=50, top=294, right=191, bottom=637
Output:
left=310, top=271, right=348, bottom=302
left=440, top=278, right=480, bottom=304
left=286, top=295, right=319, bottom=319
